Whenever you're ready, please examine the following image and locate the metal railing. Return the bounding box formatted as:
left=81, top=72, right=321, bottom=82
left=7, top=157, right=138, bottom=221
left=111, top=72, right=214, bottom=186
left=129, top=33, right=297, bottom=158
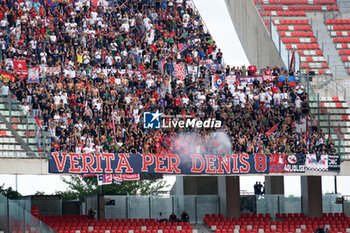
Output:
left=0, top=80, right=51, bottom=158
left=100, top=195, right=220, bottom=224
left=301, top=74, right=347, bottom=160
left=303, top=74, right=346, bottom=100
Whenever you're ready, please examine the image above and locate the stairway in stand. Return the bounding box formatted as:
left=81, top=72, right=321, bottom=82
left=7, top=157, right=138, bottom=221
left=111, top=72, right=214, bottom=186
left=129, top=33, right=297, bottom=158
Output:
left=0, top=94, right=50, bottom=158
left=309, top=95, right=350, bottom=159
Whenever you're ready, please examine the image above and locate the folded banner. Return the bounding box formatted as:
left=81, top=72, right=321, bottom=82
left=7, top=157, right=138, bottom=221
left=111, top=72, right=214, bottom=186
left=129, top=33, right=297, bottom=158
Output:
left=97, top=174, right=140, bottom=185
left=49, top=153, right=269, bottom=175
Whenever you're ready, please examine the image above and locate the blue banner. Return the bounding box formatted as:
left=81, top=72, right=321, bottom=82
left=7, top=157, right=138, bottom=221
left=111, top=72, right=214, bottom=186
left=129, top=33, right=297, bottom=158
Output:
left=48, top=153, right=269, bottom=175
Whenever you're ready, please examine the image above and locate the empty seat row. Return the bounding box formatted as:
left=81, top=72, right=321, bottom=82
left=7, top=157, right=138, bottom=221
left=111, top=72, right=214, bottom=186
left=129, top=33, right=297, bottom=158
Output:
left=274, top=19, right=309, bottom=25
left=255, top=0, right=336, bottom=4
left=300, top=56, right=326, bottom=62
left=334, top=38, right=350, bottom=43
left=261, top=11, right=306, bottom=16
left=326, top=19, right=350, bottom=25
left=301, top=63, right=328, bottom=68
left=296, top=50, right=323, bottom=56
left=330, top=31, right=350, bottom=37
left=280, top=32, right=315, bottom=37
left=286, top=44, right=320, bottom=49
left=264, top=5, right=337, bottom=11
left=281, top=38, right=317, bottom=43
left=329, top=25, right=350, bottom=31
left=277, top=26, right=312, bottom=31
left=336, top=44, right=350, bottom=49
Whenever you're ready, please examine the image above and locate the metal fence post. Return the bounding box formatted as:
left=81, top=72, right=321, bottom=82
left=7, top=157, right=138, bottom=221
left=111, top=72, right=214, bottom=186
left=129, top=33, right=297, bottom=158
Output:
left=194, top=196, right=198, bottom=224
left=328, top=113, right=331, bottom=136
left=126, top=197, right=129, bottom=219
left=8, top=95, right=11, bottom=124
left=22, top=207, right=25, bottom=233
left=6, top=197, right=10, bottom=233
left=172, top=196, right=175, bottom=214
left=337, top=124, right=341, bottom=159
left=26, top=114, right=29, bottom=145
left=317, top=93, right=320, bottom=128
left=306, top=74, right=310, bottom=95
left=149, top=196, right=151, bottom=219
left=218, top=196, right=221, bottom=215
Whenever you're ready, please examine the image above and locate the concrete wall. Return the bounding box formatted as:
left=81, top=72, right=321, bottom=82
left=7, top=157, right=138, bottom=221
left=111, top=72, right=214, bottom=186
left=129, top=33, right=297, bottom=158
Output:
left=224, top=0, right=284, bottom=69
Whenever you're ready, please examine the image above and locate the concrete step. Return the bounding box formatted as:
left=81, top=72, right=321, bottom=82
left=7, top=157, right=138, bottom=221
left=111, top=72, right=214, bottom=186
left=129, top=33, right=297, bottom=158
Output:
left=309, top=96, right=345, bottom=102
left=0, top=151, right=32, bottom=157
left=0, top=110, right=25, bottom=117
left=310, top=108, right=350, bottom=114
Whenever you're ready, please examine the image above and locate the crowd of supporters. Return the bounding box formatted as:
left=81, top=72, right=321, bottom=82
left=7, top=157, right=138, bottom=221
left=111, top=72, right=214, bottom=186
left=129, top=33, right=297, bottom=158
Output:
left=0, top=0, right=335, bottom=155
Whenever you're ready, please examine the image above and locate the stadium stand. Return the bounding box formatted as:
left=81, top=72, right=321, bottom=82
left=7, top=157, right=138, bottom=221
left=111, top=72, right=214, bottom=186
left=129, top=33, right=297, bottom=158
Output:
left=255, top=0, right=339, bottom=16
left=254, top=0, right=337, bottom=75
left=273, top=19, right=329, bottom=75
left=0, top=0, right=335, bottom=157
left=325, top=19, right=350, bottom=74
left=204, top=213, right=350, bottom=233
left=0, top=88, right=47, bottom=157
left=309, top=95, right=350, bottom=154
left=38, top=215, right=193, bottom=233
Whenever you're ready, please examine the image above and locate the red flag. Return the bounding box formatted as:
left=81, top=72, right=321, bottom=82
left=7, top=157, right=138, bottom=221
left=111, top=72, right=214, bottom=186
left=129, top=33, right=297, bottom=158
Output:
left=289, top=51, right=295, bottom=71
left=265, top=122, right=280, bottom=136
left=35, top=114, right=42, bottom=129
left=13, top=59, right=28, bottom=77
left=13, top=59, right=27, bottom=71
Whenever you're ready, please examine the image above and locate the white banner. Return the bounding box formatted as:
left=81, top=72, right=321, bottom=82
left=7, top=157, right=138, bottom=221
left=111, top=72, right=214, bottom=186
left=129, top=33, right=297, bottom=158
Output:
left=305, top=154, right=328, bottom=171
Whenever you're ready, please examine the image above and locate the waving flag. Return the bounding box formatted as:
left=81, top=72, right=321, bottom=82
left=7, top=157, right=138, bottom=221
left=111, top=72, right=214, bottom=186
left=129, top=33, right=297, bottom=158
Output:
left=35, top=114, right=42, bottom=129
left=288, top=76, right=296, bottom=87
left=28, top=67, right=40, bottom=83
left=175, top=63, right=186, bottom=80
left=13, top=59, right=28, bottom=78
left=277, top=76, right=287, bottom=88
left=178, top=43, right=189, bottom=53
left=13, top=59, right=27, bottom=71
left=214, top=75, right=225, bottom=90
left=289, top=51, right=295, bottom=71
left=97, top=174, right=113, bottom=185
left=158, top=57, right=166, bottom=74
left=265, top=122, right=280, bottom=136
left=0, top=71, right=16, bottom=83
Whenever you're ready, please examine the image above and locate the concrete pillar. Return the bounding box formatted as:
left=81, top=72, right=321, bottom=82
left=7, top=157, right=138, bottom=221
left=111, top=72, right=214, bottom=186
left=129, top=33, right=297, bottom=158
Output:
left=183, top=176, right=218, bottom=195
left=265, top=176, right=285, bottom=195
left=174, top=176, right=184, bottom=195
left=301, top=176, right=323, bottom=217
left=226, top=176, right=241, bottom=218
left=98, top=195, right=105, bottom=219
left=218, top=176, right=227, bottom=216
